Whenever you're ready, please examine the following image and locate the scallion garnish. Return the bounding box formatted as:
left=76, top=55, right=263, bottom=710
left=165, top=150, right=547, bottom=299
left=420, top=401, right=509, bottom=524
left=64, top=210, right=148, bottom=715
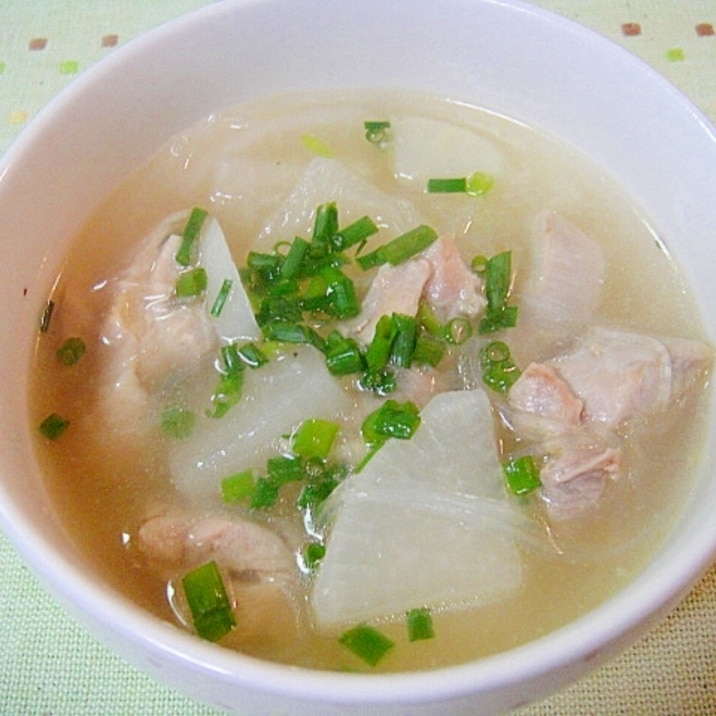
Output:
left=237, top=342, right=269, bottom=368
left=175, top=267, right=208, bottom=298
left=389, top=313, right=417, bottom=368
left=480, top=341, right=521, bottom=393
left=160, top=407, right=195, bottom=439
left=427, top=172, right=494, bottom=196
left=412, top=333, right=445, bottom=367
left=479, top=251, right=518, bottom=334
left=209, top=343, right=246, bottom=418
left=221, top=469, right=256, bottom=503
left=301, top=134, right=334, bottom=157
left=324, top=331, right=364, bottom=376
left=339, top=624, right=395, bottom=667
left=503, top=455, right=542, bottom=495
left=39, top=300, right=55, bottom=333
left=251, top=477, right=281, bottom=510
left=444, top=316, right=473, bottom=345
left=181, top=560, right=235, bottom=642
left=302, top=542, right=326, bottom=571
left=267, top=454, right=305, bottom=485
left=176, top=207, right=208, bottom=267
left=364, top=120, right=391, bottom=146
left=210, top=279, right=234, bottom=317
left=56, top=337, right=86, bottom=366
left=357, top=224, right=438, bottom=269
left=359, top=368, right=397, bottom=396
left=332, top=215, right=379, bottom=252
left=312, top=203, right=339, bottom=246
left=362, top=399, right=421, bottom=447
left=406, top=607, right=435, bottom=642
left=292, top=418, right=339, bottom=460
left=39, top=413, right=69, bottom=440
left=427, top=177, right=467, bottom=193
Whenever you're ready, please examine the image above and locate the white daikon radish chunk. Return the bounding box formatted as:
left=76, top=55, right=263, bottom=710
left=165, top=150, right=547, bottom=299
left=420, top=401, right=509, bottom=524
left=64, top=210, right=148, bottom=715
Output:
left=311, top=389, right=529, bottom=630
left=169, top=346, right=353, bottom=504
left=199, top=217, right=261, bottom=342
left=392, top=116, right=506, bottom=186
left=253, top=158, right=422, bottom=253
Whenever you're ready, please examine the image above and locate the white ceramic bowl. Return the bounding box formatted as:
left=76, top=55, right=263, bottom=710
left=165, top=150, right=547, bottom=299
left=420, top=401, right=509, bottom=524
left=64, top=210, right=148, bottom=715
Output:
left=1, top=1, right=715, bottom=714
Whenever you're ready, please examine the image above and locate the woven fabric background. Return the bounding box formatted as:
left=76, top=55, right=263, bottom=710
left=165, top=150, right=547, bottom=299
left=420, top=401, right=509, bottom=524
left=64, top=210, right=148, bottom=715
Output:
left=1, top=1, right=715, bottom=714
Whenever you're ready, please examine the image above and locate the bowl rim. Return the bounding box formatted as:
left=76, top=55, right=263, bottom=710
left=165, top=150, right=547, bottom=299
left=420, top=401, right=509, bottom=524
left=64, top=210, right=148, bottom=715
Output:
left=1, top=0, right=716, bottom=709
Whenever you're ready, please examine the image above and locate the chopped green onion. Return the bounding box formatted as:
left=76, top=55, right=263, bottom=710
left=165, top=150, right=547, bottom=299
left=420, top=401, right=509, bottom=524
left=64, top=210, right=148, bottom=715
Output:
left=364, top=315, right=397, bottom=372
left=209, top=371, right=244, bottom=418
left=56, top=337, right=86, bottom=366
left=297, top=471, right=341, bottom=513
left=480, top=341, right=521, bottom=393
left=237, top=342, right=269, bottom=368
left=479, top=251, right=518, bottom=334
left=362, top=399, right=421, bottom=446
left=39, top=300, right=55, bottom=333
left=292, top=418, right=339, bottom=460
left=357, top=224, right=438, bottom=269
left=417, top=300, right=445, bottom=338
left=160, top=407, right=195, bottom=439
left=322, top=266, right=360, bottom=318
left=339, top=624, right=394, bottom=667
left=175, top=267, right=208, bottom=298
left=389, top=313, right=417, bottom=368
left=332, top=215, right=379, bottom=252
left=427, top=172, right=493, bottom=196
left=471, top=254, right=488, bottom=274
left=324, top=332, right=364, bottom=376
left=465, top=171, right=494, bottom=196
left=301, top=133, right=334, bottom=157
left=176, top=207, right=208, bottom=267
left=280, top=237, right=310, bottom=280
left=39, top=413, right=69, bottom=440
left=445, top=317, right=473, bottom=345
left=359, top=368, right=397, bottom=395
left=221, top=470, right=256, bottom=503
left=503, top=455, right=542, bottom=495
left=267, top=455, right=304, bottom=485
left=412, top=333, right=445, bottom=367
left=312, top=203, right=339, bottom=246
left=427, top=177, right=467, bottom=193
left=406, top=607, right=435, bottom=642
left=302, top=542, right=326, bottom=571
left=261, top=321, right=325, bottom=350
left=181, top=560, right=235, bottom=642
left=251, top=477, right=280, bottom=510
left=210, top=279, right=234, bottom=317
left=364, top=120, right=391, bottom=145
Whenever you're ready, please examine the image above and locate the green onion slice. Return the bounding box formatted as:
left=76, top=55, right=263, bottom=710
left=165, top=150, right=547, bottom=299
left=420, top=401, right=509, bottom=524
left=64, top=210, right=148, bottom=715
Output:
left=210, top=279, right=234, bottom=317
left=292, top=418, right=339, bottom=460
left=480, top=340, right=521, bottom=393
left=176, top=207, right=208, bottom=267
left=221, top=470, right=256, bottom=503
left=406, top=607, right=435, bottom=642
left=39, top=300, right=55, bottom=333
left=56, top=337, right=86, bottom=366
left=339, top=624, right=394, bottom=667
left=503, top=455, right=542, bottom=495
left=364, top=120, right=391, bottom=146
left=361, top=399, right=421, bottom=446
left=160, top=407, right=195, bottom=439
left=175, top=267, right=208, bottom=298
left=357, top=224, right=438, bottom=269
left=181, top=560, right=236, bottom=642
left=39, top=413, right=70, bottom=440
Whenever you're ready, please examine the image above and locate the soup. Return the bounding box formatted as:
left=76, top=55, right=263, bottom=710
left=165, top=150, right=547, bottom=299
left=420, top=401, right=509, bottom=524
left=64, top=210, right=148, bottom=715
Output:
left=31, top=90, right=713, bottom=672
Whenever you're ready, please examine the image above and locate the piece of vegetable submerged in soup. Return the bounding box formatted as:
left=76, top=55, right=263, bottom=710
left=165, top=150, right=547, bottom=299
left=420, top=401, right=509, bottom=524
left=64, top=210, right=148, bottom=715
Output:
left=32, top=90, right=713, bottom=672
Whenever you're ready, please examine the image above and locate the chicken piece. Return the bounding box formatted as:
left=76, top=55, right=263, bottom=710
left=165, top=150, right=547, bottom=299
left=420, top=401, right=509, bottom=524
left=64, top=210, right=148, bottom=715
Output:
left=422, top=236, right=485, bottom=322
left=138, top=511, right=299, bottom=649
left=347, top=258, right=432, bottom=345
left=507, top=362, right=584, bottom=439
left=549, top=328, right=713, bottom=429
left=539, top=431, right=622, bottom=521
